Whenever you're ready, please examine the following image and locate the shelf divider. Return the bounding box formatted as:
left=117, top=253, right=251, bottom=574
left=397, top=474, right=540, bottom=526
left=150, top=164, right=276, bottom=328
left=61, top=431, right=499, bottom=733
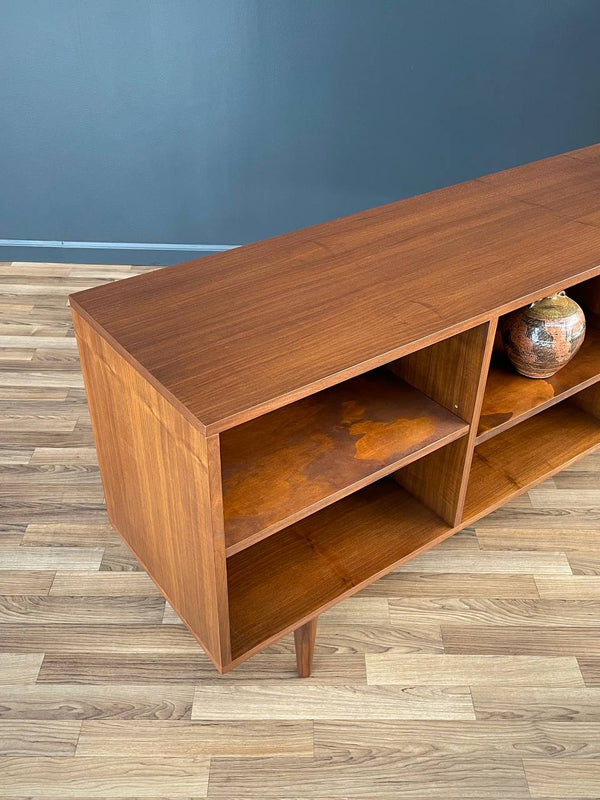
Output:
left=391, top=320, right=496, bottom=526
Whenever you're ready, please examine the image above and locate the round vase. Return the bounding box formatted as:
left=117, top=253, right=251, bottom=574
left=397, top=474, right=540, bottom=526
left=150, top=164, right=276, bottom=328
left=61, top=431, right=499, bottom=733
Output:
left=500, top=291, right=586, bottom=379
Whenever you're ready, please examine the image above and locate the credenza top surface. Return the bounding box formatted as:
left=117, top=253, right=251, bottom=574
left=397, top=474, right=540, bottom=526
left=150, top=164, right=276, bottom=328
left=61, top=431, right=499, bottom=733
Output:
left=70, top=143, right=600, bottom=434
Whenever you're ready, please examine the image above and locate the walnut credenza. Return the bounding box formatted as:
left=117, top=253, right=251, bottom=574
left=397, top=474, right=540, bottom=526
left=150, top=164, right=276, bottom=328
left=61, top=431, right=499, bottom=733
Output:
left=70, top=143, right=600, bottom=676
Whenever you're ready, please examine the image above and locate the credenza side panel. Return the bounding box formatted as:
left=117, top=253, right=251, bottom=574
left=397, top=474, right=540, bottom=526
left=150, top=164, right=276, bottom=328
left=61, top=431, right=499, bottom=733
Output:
left=71, top=309, right=231, bottom=669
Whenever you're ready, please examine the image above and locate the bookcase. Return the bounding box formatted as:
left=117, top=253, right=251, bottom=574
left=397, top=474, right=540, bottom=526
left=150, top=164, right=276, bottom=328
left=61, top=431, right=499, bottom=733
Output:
left=70, top=143, right=600, bottom=676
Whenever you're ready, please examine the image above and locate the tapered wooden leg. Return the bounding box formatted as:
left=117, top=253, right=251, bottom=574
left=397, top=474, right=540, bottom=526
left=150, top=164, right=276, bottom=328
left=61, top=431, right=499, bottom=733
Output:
left=294, top=617, right=318, bottom=677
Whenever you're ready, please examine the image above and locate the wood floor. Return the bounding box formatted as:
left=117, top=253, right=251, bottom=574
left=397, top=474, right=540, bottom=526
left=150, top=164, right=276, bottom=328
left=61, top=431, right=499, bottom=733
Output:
left=1, top=261, right=600, bottom=798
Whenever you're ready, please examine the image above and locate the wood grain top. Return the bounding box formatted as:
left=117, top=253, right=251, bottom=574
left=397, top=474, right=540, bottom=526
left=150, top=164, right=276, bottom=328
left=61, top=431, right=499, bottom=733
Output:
left=70, top=144, right=600, bottom=433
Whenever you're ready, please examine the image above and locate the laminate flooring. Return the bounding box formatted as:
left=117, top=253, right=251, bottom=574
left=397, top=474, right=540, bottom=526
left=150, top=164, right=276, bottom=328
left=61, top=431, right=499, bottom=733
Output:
left=1, top=262, right=599, bottom=798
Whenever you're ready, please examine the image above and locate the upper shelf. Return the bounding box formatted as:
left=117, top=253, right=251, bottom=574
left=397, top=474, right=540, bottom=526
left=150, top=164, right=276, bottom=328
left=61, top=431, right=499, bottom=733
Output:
left=477, top=325, right=600, bottom=443
left=220, top=368, right=468, bottom=555
left=69, top=144, right=600, bottom=433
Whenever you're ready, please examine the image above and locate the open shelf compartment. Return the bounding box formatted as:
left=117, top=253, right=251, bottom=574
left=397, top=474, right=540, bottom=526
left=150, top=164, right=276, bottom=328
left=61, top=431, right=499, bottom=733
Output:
left=477, top=275, right=600, bottom=443
left=226, top=473, right=452, bottom=662
left=220, top=366, right=468, bottom=555
left=464, top=388, right=600, bottom=525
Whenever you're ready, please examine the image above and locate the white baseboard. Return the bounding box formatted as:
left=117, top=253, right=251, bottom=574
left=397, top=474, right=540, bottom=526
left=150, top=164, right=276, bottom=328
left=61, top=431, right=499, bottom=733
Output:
left=0, top=239, right=240, bottom=252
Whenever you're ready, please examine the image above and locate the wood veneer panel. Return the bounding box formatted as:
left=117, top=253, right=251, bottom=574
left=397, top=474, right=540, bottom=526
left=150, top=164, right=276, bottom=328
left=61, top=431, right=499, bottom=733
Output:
left=535, top=576, right=600, bottom=599
left=49, top=571, right=158, bottom=596
left=471, top=686, right=600, bottom=720
left=0, top=624, right=202, bottom=655
left=360, top=574, right=540, bottom=598
left=191, top=684, right=475, bottom=720
left=226, top=478, right=451, bottom=661
left=524, top=758, right=600, bottom=798
left=70, top=148, right=600, bottom=434
left=0, top=547, right=102, bottom=571
left=207, top=754, right=528, bottom=798
left=478, top=149, right=600, bottom=223
left=579, top=659, right=600, bottom=686
left=442, top=626, right=600, bottom=656
left=0, top=596, right=164, bottom=625
left=388, top=598, right=600, bottom=627
left=0, top=571, right=54, bottom=595
left=478, top=326, right=600, bottom=442
left=76, top=719, right=313, bottom=757
left=0, top=756, right=210, bottom=797
left=570, top=275, right=600, bottom=325
left=0, top=684, right=195, bottom=720
left=572, top=381, right=600, bottom=420
left=71, top=310, right=231, bottom=670
left=365, top=653, right=584, bottom=687
left=313, top=719, right=600, bottom=759
left=0, top=720, right=81, bottom=757
left=392, top=322, right=495, bottom=525
left=36, top=652, right=367, bottom=683
left=221, top=370, right=467, bottom=554
left=464, top=402, right=600, bottom=523
left=389, top=323, right=491, bottom=422
left=0, top=654, right=43, bottom=684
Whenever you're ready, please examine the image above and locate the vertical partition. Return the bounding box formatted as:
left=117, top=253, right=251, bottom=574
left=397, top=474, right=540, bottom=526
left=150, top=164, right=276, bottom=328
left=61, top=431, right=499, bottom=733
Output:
left=389, top=321, right=497, bottom=525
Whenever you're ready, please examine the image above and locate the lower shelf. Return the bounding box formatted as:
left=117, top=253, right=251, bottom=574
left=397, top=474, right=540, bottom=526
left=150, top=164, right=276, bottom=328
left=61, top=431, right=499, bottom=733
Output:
left=463, top=401, right=600, bottom=523
left=226, top=477, right=450, bottom=661
left=226, top=386, right=600, bottom=665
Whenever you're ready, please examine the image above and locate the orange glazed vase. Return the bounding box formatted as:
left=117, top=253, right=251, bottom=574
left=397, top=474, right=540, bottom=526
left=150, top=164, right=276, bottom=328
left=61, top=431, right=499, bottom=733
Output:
left=500, top=292, right=586, bottom=379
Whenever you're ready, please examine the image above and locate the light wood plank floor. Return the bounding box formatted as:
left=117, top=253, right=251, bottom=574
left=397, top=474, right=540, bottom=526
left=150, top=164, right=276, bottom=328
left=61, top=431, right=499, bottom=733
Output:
left=1, top=261, right=600, bottom=798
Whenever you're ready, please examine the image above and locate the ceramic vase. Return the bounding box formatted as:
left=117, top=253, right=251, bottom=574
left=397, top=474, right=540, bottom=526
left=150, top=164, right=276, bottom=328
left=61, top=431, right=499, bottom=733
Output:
left=500, top=291, right=586, bottom=379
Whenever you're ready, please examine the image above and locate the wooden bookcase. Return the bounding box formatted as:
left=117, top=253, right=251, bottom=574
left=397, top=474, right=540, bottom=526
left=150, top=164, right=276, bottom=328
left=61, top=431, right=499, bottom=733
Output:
left=70, top=143, right=600, bottom=676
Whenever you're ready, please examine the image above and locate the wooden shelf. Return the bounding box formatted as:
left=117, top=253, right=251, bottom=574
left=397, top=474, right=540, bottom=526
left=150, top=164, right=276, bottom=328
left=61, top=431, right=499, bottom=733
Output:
left=226, top=477, right=451, bottom=661
left=71, top=144, right=600, bottom=677
left=220, top=369, right=468, bottom=555
left=477, top=325, right=600, bottom=443
left=464, top=401, right=600, bottom=523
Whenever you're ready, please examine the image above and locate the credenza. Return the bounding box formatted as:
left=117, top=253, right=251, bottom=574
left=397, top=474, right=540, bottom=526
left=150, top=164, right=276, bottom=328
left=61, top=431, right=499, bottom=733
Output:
left=70, top=143, right=600, bottom=677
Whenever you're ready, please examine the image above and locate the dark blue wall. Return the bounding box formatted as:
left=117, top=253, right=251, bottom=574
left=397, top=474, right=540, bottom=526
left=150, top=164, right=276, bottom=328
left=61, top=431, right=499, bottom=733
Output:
left=2, top=0, right=600, bottom=263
